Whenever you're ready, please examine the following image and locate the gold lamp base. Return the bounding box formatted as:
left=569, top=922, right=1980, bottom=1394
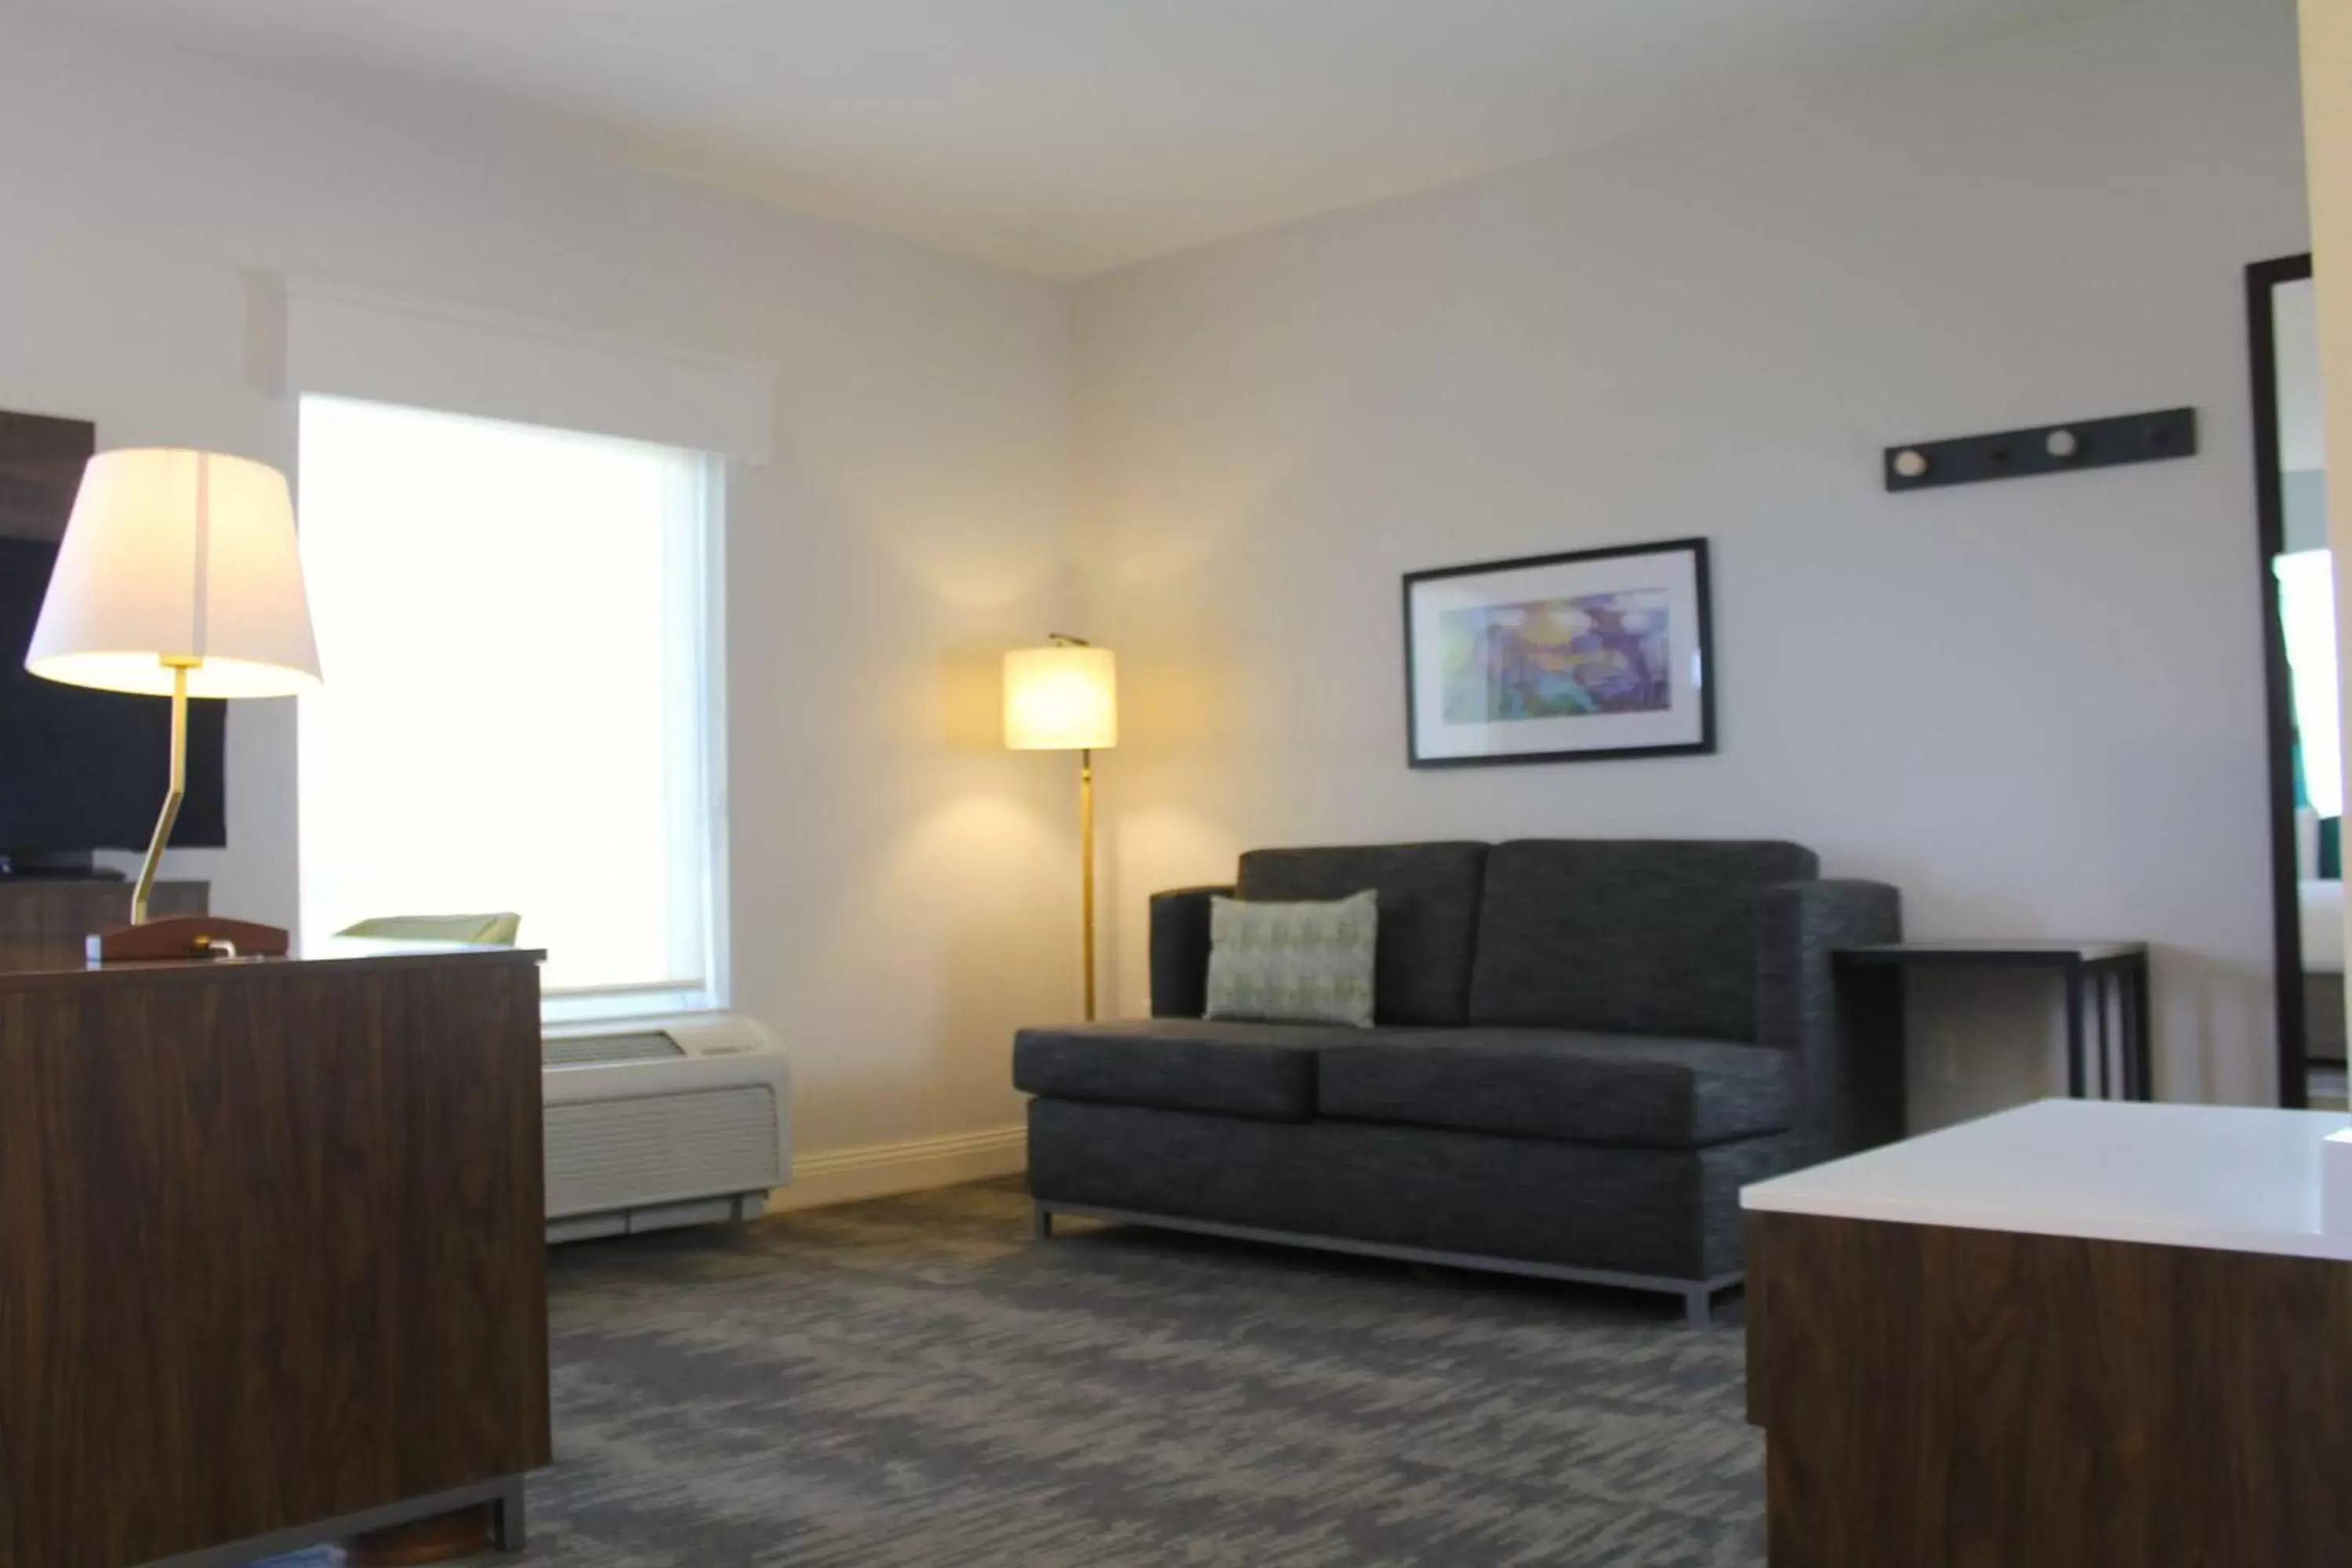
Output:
left=89, top=915, right=290, bottom=965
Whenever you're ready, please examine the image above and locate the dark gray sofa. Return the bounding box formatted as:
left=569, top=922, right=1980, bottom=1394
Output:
left=1014, top=840, right=1901, bottom=1324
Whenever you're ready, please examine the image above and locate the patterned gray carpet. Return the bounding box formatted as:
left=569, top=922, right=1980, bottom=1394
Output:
left=270, top=1181, right=1762, bottom=1566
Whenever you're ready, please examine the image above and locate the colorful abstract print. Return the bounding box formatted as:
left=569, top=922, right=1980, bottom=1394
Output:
left=1441, top=589, right=1671, bottom=724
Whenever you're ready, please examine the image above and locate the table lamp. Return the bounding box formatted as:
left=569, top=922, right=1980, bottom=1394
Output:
left=25, top=448, right=321, bottom=960
left=1005, top=634, right=1116, bottom=1018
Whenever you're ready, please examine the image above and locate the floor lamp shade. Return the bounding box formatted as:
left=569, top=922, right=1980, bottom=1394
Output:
left=27, top=448, right=321, bottom=699
left=1003, top=644, right=1117, bottom=751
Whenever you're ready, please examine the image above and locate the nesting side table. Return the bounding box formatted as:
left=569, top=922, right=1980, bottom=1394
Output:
left=1835, top=940, right=2152, bottom=1105
left=1744, top=1100, right=2352, bottom=1566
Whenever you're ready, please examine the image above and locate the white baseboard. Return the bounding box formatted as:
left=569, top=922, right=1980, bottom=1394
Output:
left=767, top=1124, right=1027, bottom=1213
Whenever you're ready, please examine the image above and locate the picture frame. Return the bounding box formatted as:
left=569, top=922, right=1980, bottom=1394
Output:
left=1403, top=537, right=1715, bottom=768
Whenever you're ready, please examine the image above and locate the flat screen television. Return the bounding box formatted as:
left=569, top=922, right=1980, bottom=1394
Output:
left=0, top=535, right=226, bottom=872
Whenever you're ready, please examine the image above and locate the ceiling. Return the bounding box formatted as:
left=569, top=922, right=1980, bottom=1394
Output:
left=38, top=0, right=2128, bottom=277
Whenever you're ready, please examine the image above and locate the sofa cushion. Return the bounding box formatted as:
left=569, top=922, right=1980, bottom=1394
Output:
left=1316, top=1027, right=1795, bottom=1149
left=1204, top=891, right=1379, bottom=1028
left=1467, top=839, right=1820, bottom=1038
left=1014, top=1019, right=1367, bottom=1121
left=1237, top=842, right=1488, bottom=1025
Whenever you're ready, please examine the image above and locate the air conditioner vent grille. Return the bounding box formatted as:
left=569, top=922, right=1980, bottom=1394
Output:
left=544, top=1032, right=684, bottom=1068
left=545, top=1086, right=782, bottom=1218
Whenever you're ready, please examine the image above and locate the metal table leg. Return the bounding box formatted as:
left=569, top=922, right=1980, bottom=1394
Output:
left=2129, top=955, right=2154, bottom=1101
left=2099, top=969, right=2114, bottom=1098
left=1831, top=959, right=1909, bottom=1142
left=2065, top=964, right=2087, bottom=1098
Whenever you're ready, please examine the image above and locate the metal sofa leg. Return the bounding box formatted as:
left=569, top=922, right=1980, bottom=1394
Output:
left=1685, top=1286, right=1712, bottom=1330
left=1033, top=1202, right=1054, bottom=1240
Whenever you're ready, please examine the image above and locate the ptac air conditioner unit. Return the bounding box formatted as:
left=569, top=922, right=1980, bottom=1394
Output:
left=543, top=1014, right=790, bottom=1243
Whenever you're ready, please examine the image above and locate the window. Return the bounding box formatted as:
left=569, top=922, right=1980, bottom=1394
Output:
left=296, top=396, right=725, bottom=1018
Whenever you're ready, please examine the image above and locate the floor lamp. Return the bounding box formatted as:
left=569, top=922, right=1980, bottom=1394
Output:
left=1005, top=635, right=1117, bottom=1019
left=25, top=448, right=321, bottom=960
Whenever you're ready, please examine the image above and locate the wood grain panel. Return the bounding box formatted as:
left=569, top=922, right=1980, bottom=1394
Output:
left=0, top=410, right=93, bottom=543
left=0, top=951, right=549, bottom=1567
left=1747, top=1210, right=2352, bottom=1568
left=0, top=880, right=205, bottom=974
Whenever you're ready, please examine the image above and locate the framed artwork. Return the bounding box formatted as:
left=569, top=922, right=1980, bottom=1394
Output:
left=1403, top=537, right=1715, bottom=768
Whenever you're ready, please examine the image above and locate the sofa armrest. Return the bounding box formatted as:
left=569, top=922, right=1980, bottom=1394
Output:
left=1150, top=885, right=1235, bottom=1018
left=1756, top=879, right=1903, bottom=1165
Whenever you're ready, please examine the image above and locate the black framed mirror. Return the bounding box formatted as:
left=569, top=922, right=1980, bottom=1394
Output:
left=2249, top=253, right=2337, bottom=1110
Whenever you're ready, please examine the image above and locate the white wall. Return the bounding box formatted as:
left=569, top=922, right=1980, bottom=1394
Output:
left=1073, top=0, right=2312, bottom=1116
left=0, top=13, right=1076, bottom=1183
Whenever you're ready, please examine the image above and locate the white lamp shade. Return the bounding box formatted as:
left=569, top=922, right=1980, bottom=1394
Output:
left=26, top=448, right=321, bottom=699
left=1004, top=644, right=1117, bottom=750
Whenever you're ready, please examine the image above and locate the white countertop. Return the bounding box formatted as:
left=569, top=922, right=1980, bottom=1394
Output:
left=1742, top=1099, right=2352, bottom=1261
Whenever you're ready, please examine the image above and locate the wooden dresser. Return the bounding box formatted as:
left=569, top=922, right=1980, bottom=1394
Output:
left=0, top=940, right=551, bottom=1567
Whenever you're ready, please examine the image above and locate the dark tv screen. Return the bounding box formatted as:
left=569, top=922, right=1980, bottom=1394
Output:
left=0, top=536, right=226, bottom=854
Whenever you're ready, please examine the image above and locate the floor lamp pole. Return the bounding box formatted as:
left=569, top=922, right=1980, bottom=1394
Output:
left=1080, top=746, right=1096, bottom=1021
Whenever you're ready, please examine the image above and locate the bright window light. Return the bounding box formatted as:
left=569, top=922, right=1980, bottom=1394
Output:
left=2276, top=548, right=2342, bottom=820
left=296, top=396, right=724, bottom=1014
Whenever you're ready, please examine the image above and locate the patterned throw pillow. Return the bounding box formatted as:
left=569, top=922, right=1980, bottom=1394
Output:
left=1203, top=891, right=1379, bottom=1029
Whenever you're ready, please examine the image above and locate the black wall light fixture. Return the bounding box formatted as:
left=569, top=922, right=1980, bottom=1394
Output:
left=1885, top=407, right=2197, bottom=492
